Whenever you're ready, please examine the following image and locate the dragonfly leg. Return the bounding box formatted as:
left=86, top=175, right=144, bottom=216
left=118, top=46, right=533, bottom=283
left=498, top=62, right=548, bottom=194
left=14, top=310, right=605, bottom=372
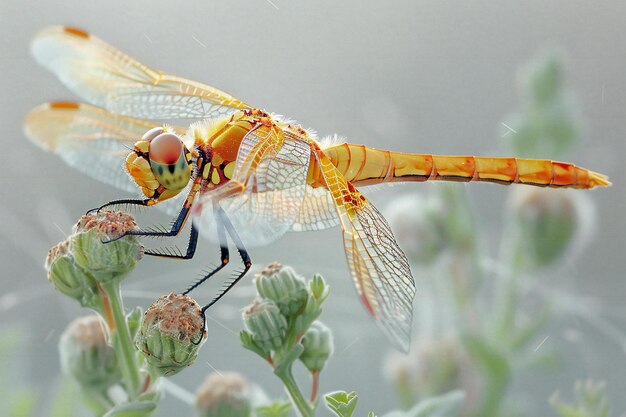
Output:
left=144, top=223, right=199, bottom=260
left=102, top=204, right=191, bottom=243
left=183, top=217, right=229, bottom=295
left=201, top=206, right=252, bottom=314
left=102, top=172, right=206, bottom=243
left=87, top=198, right=152, bottom=214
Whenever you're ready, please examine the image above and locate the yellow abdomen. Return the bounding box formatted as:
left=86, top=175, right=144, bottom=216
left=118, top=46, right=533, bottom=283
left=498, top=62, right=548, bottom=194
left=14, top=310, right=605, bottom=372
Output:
left=323, top=143, right=610, bottom=190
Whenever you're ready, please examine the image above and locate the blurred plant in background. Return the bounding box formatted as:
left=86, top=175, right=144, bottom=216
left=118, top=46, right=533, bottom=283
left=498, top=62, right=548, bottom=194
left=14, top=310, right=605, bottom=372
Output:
left=383, top=50, right=616, bottom=417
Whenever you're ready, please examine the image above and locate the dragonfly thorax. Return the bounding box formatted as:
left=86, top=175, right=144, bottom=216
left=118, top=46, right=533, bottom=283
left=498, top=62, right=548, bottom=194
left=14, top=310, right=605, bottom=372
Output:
left=125, top=126, right=193, bottom=202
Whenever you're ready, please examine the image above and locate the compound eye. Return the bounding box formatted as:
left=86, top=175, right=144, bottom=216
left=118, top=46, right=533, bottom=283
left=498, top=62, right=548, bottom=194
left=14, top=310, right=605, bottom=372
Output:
left=142, top=127, right=164, bottom=142
left=149, top=133, right=184, bottom=165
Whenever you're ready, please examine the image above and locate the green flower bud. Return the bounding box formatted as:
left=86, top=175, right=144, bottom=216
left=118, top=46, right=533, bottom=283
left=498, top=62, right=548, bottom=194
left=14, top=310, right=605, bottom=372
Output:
left=511, top=187, right=582, bottom=267
left=309, top=274, right=329, bottom=305
left=59, top=315, right=121, bottom=389
left=195, top=372, right=252, bottom=417
left=254, top=262, right=308, bottom=317
left=242, top=299, right=288, bottom=353
left=300, top=321, right=333, bottom=373
left=46, top=240, right=100, bottom=308
left=135, top=293, right=206, bottom=376
left=384, top=193, right=449, bottom=265
left=69, top=210, right=143, bottom=283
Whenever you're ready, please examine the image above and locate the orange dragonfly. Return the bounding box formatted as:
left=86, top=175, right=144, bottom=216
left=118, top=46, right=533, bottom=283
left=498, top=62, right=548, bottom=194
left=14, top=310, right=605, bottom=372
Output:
left=24, top=26, right=610, bottom=351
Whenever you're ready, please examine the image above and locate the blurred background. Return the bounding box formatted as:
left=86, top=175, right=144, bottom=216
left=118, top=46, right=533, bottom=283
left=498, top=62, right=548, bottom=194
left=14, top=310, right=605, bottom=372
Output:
left=1, top=0, right=625, bottom=416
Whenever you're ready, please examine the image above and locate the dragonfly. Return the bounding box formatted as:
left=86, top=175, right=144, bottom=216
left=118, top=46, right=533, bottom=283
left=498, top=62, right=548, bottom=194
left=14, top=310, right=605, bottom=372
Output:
left=24, top=26, right=610, bottom=351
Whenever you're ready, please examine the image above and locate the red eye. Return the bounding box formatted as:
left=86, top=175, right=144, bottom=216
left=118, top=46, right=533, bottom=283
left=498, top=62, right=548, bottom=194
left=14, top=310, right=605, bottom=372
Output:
left=149, top=133, right=183, bottom=164
left=142, top=127, right=164, bottom=142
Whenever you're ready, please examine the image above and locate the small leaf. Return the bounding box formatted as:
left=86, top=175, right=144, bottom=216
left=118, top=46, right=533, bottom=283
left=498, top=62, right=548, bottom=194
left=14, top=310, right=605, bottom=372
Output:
left=256, top=401, right=292, bottom=417
left=309, top=275, right=329, bottom=305
left=126, top=306, right=143, bottom=340
left=240, top=330, right=270, bottom=359
left=324, top=391, right=358, bottom=417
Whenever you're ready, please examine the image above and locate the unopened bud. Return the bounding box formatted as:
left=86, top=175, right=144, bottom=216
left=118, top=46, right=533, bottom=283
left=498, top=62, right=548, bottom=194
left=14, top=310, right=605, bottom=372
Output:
left=300, top=321, right=333, bottom=372
left=254, top=263, right=308, bottom=317
left=46, top=240, right=100, bottom=308
left=195, top=372, right=252, bottom=417
left=70, top=210, right=143, bottom=283
left=242, top=299, right=288, bottom=353
left=59, top=315, right=121, bottom=389
left=384, top=194, right=449, bottom=265
left=135, top=293, right=206, bottom=376
left=511, top=187, right=582, bottom=267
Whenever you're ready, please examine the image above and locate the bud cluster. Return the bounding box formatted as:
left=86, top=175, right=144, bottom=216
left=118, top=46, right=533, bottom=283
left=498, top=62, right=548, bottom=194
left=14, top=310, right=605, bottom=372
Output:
left=46, top=210, right=143, bottom=309
left=241, top=262, right=333, bottom=374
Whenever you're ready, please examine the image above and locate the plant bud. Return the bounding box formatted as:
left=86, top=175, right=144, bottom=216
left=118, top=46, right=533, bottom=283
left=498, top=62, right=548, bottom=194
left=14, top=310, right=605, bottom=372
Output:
left=59, top=315, right=121, bottom=389
left=70, top=210, right=143, bottom=283
left=510, top=187, right=582, bottom=267
left=242, top=299, right=288, bottom=353
left=46, top=240, right=100, bottom=308
left=384, top=193, right=449, bottom=265
left=135, top=293, right=206, bottom=376
left=254, top=262, right=308, bottom=317
left=195, top=372, right=252, bottom=417
left=300, top=321, right=333, bottom=372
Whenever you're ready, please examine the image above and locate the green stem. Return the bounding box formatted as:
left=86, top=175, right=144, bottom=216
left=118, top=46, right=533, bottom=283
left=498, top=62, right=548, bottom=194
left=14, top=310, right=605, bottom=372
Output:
left=277, top=369, right=314, bottom=417
left=495, top=226, right=525, bottom=341
left=83, top=387, right=114, bottom=416
left=101, top=280, right=142, bottom=400
left=274, top=344, right=314, bottom=417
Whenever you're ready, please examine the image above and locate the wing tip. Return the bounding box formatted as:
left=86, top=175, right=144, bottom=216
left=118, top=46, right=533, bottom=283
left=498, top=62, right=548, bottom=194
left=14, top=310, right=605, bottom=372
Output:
left=23, top=102, right=82, bottom=151
left=63, top=26, right=90, bottom=39
left=49, top=101, right=81, bottom=110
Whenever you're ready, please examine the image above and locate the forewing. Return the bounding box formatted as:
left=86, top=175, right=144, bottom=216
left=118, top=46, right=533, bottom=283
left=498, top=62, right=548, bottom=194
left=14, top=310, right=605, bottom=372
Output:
left=31, top=26, right=250, bottom=120
left=23, top=101, right=189, bottom=216
left=194, top=127, right=311, bottom=247
left=314, top=150, right=416, bottom=351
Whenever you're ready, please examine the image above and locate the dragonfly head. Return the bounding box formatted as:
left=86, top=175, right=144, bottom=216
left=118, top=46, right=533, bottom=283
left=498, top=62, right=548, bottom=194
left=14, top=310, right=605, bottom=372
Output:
left=125, top=127, right=193, bottom=201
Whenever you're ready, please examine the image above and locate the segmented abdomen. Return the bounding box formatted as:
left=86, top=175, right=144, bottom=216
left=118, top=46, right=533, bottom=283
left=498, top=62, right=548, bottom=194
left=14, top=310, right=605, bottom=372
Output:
left=323, top=143, right=610, bottom=189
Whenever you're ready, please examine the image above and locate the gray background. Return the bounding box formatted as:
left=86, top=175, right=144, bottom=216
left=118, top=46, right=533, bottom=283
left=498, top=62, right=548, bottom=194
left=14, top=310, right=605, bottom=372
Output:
left=1, top=0, right=625, bottom=415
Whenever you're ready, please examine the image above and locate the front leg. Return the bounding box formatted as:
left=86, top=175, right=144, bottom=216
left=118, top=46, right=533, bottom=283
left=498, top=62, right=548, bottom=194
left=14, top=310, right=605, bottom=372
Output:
left=103, top=176, right=204, bottom=243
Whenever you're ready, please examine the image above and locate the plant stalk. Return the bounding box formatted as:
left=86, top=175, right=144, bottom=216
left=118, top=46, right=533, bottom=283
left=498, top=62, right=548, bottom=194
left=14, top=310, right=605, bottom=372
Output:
left=100, top=280, right=142, bottom=399
left=276, top=366, right=314, bottom=417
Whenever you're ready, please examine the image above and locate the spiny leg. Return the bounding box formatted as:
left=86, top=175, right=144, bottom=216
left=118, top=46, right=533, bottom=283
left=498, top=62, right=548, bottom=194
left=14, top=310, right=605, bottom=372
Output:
left=104, top=203, right=192, bottom=243
left=201, top=206, right=252, bottom=314
left=103, top=174, right=205, bottom=243
left=144, top=222, right=199, bottom=260
left=183, top=211, right=229, bottom=295
left=87, top=198, right=152, bottom=214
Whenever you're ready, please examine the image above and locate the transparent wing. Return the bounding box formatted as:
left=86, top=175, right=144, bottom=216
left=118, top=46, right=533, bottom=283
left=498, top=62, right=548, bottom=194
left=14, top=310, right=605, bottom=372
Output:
left=31, top=26, right=250, bottom=120
left=291, top=186, right=340, bottom=232
left=194, top=126, right=312, bottom=247
left=23, top=101, right=189, bottom=216
left=314, top=149, right=416, bottom=351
